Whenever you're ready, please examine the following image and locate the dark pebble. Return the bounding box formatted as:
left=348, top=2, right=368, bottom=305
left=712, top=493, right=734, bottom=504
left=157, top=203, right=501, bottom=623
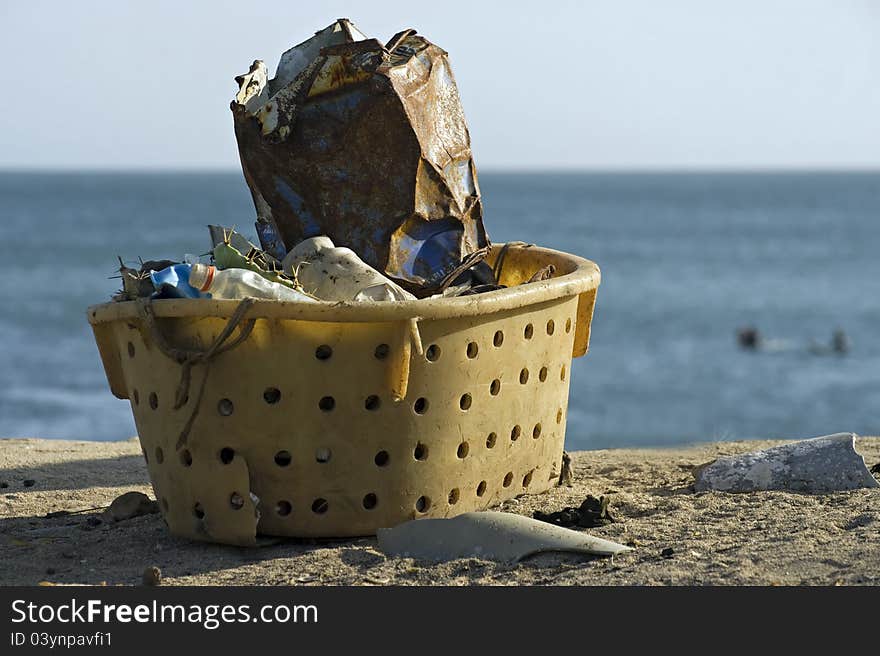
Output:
left=142, top=566, right=162, bottom=586
left=22, top=479, right=36, bottom=488
left=0, top=481, right=8, bottom=489
left=661, top=547, right=675, bottom=559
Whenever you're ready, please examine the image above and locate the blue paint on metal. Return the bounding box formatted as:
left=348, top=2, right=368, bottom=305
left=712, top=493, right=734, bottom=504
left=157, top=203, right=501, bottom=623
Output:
left=274, top=177, right=321, bottom=238
left=255, top=221, right=288, bottom=261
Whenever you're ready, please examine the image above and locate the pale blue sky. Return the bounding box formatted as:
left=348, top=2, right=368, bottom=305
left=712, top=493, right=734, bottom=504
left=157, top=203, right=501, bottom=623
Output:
left=1, top=0, right=878, bottom=170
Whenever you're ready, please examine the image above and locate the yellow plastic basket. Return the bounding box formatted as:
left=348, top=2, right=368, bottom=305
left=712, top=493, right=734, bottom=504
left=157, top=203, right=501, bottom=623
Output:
left=88, top=243, right=600, bottom=545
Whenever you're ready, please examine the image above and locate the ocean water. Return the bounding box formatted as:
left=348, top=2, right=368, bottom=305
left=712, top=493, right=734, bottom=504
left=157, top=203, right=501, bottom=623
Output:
left=1, top=171, right=878, bottom=449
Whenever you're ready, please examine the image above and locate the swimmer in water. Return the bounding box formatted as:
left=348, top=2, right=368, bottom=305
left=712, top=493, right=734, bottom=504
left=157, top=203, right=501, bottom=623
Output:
left=736, top=326, right=761, bottom=350
left=832, top=328, right=850, bottom=354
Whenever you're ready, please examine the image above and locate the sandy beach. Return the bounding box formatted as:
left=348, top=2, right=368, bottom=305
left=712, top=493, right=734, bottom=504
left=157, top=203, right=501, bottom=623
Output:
left=1, top=437, right=878, bottom=586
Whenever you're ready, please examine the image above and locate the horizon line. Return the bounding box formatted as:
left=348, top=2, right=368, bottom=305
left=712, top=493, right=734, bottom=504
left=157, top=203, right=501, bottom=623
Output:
left=2, top=165, right=880, bottom=175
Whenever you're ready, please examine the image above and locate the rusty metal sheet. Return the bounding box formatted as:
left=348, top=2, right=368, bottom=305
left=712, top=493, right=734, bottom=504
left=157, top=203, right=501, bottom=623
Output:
left=231, top=19, right=489, bottom=296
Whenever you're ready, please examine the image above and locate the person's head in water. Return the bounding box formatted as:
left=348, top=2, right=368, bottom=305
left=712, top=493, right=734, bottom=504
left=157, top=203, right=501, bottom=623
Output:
left=832, top=329, right=850, bottom=354
left=737, top=326, right=761, bottom=350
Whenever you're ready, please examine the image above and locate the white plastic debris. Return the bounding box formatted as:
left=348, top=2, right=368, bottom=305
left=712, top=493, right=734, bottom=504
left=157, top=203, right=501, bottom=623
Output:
left=693, top=432, right=880, bottom=493
left=376, top=511, right=632, bottom=563
left=282, top=236, right=416, bottom=302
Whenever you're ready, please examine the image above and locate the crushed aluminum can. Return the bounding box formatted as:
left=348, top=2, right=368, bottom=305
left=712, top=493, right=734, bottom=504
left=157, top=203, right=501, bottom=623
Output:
left=231, top=19, right=490, bottom=297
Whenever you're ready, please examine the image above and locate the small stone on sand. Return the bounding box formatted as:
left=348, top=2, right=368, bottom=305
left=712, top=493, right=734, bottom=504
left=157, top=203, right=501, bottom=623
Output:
left=107, top=491, right=159, bottom=522
left=142, top=566, right=162, bottom=586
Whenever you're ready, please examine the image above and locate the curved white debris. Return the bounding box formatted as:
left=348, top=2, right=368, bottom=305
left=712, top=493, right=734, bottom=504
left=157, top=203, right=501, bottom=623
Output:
left=377, top=511, right=632, bottom=563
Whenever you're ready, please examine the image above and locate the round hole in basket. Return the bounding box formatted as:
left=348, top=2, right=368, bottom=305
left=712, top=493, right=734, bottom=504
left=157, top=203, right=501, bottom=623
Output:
left=459, top=393, right=472, bottom=411
left=219, top=447, right=235, bottom=464
left=546, top=319, right=555, bottom=335
left=486, top=432, right=497, bottom=448
left=154, top=447, right=164, bottom=464
left=263, top=387, right=281, bottom=404
left=193, top=502, right=205, bottom=519
left=425, top=344, right=441, bottom=362
left=565, top=317, right=572, bottom=333
left=179, top=449, right=192, bottom=467
left=523, top=472, right=533, bottom=487
left=524, top=323, right=534, bottom=339
left=413, top=397, right=428, bottom=414
left=510, top=425, right=521, bottom=441
left=217, top=398, right=234, bottom=416
left=311, top=498, right=329, bottom=514
left=490, top=379, right=501, bottom=396
left=476, top=481, right=487, bottom=497
left=364, top=395, right=381, bottom=411
left=533, top=423, right=542, bottom=439
left=315, top=344, right=332, bottom=360
left=448, top=488, right=460, bottom=505
left=149, top=392, right=158, bottom=410
left=374, top=450, right=390, bottom=467
left=315, top=447, right=332, bottom=463
left=539, top=366, right=548, bottom=382
left=493, top=330, right=504, bottom=347
left=362, top=493, right=378, bottom=510
left=560, top=365, right=567, bottom=381
left=556, top=408, right=564, bottom=424
left=503, top=472, right=513, bottom=487
left=466, top=342, right=479, bottom=359
left=413, top=443, right=429, bottom=461
left=374, top=343, right=390, bottom=360
left=274, top=450, right=292, bottom=467
left=127, top=341, right=135, bottom=358
left=457, top=442, right=469, bottom=459
left=519, top=368, right=529, bottom=384
left=229, top=492, right=244, bottom=510
left=132, top=389, right=139, bottom=406
left=318, top=396, right=335, bottom=412
left=276, top=500, right=292, bottom=516
left=415, top=496, right=431, bottom=513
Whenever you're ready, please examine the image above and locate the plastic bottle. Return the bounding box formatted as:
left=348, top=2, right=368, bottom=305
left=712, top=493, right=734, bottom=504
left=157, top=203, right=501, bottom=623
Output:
left=282, top=236, right=415, bottom=302
left=188, top=263, right=318, bottom=302
left=150, top=263, right=205, bottom=299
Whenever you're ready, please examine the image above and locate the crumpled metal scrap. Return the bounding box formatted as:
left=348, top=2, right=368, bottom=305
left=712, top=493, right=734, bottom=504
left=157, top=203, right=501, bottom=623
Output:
left=231, top=18, right=490, bottom=297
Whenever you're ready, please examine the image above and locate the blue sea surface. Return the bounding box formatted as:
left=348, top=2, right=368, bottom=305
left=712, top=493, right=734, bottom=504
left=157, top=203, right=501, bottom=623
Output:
left=1, top=171, right=878, bottom=449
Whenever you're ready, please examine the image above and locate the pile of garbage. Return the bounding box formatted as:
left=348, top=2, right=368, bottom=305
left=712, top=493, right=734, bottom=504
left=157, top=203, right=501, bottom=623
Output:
left=115, top=228, right=418, bottom=303
left=113, top=19, right=546, bottom=305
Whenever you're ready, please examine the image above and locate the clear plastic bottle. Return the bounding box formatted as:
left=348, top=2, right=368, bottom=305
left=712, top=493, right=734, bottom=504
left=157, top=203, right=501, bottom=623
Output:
left=188, top=264, right=317, bottom=302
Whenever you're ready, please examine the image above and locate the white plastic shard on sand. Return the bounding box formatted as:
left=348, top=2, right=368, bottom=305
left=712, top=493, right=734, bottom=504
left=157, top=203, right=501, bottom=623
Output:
left=376, top=512, right=632, bottom=563
left=694, top=432, right=880, bottom=493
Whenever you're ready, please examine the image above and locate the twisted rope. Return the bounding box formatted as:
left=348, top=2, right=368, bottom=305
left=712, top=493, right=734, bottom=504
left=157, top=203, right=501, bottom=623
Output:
left=136, top=297, right=257, bottom=449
